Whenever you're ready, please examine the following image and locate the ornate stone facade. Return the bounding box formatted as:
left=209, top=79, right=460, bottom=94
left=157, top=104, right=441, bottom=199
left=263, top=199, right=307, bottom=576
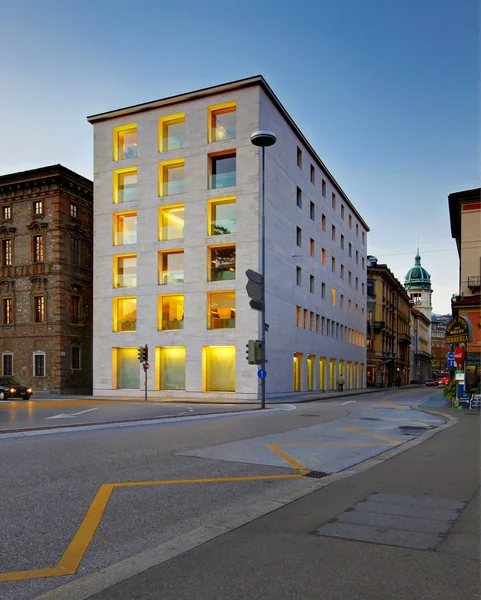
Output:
left=0, top=164, right=93, bottom=393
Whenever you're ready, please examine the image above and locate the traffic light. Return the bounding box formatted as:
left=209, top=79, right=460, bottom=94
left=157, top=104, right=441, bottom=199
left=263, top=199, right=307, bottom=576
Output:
left=138, top=346, right=143, bottom=362
left=246, top=340, right=262, bottom=365
left=142, top=345, right=149, bottom=363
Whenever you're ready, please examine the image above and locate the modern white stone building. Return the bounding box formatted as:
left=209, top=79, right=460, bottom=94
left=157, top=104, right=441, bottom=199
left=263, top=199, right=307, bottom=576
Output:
left=87, top=76, right=369, bottom=400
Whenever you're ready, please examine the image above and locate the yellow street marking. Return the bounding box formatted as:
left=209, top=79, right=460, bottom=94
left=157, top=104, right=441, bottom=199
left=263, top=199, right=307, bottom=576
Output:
left=266, top=444, right=310, bottom=474
left=344, top=427, right=401, bottom=446
left=378, top=417, right=430, bottom=427
left=0, top=473, right=302, bottom=583
left=380, top=395, right=406, bottom=409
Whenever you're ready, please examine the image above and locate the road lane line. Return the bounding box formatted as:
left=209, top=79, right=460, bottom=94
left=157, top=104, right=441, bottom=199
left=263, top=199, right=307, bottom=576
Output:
left=113, top=474, right=303, bottom=487
left=341, top=400, right=356, bottom=405
left=45, top=408, right=99, bottom=420
left=0, top=567, right=63, bottom=583
left=266, top=444, right=310, bottom=474
left=279, top=443, right=387, bottom=447
left=344, top=426, right=401, bottom=446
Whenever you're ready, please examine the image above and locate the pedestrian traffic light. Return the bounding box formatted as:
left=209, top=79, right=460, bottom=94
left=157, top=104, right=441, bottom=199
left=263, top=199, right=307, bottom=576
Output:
left=246, top=340, right=262, bottom=365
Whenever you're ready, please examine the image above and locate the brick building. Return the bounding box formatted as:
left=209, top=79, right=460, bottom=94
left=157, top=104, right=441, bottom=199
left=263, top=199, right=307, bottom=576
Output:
left=0, top=165, right=93, bottom=393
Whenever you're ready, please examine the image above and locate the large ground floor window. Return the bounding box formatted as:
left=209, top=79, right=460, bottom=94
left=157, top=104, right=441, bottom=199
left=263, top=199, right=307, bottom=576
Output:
left=203, top=346, right=235, bottom=392
left=156, top=346, right=186, bottom=390
left=113, top=348, right=139, bottom=389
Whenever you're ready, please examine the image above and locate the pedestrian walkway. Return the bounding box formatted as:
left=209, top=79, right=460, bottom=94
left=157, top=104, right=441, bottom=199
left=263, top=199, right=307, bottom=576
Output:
left=83, top=409, right=480, bottom=600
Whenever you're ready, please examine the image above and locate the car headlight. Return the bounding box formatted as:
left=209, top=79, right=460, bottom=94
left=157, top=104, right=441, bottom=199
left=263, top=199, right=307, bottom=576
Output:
left=27, top=388, right=32, bottom=393
left=9, top=388, right=16, bottom=393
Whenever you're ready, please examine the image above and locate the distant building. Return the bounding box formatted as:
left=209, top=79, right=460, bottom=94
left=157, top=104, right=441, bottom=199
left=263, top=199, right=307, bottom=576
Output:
left=87, top=75, right=369, bottom=400
left=449, top=187, right=481, bottom=391
left=431, top=315, right=450, bottom=374
left=0, top=165, right=93, bottom=393
left=366, top=257, right=411, bottom=387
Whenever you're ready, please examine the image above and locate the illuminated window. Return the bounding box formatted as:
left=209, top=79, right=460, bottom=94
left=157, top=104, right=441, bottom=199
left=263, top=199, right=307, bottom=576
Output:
left=307, top=354, right=314, bottom=390
left=159, top=160, right=185, bottom=196
left=331, top=288, right=336, bottom=305
left=322, top=248, right=326, bottom=265
left=296, top=227, right=302, bottom=247
left=157, top=347, right=186, bottom=390
left=296, top=266, right=302, bottom=286
left=114, top=169, right=138, bottom=204
left=71, top=296, right=80, bottom=324
left=203, top=346, right=235, bottom=392
left=113, top=297, right=136, bottom=332
left=33, top=235, right=44, bottom=263
left=341, top=204, right=345, bottom=219
left=322, top=179, right=326, bottom=197
left=310, top=238, right=314, bottom=257
left=113, top=348, right=139, bottom=389
left=209, top=152, right=236, bottom=189
left=310, top=275, right=315, bottom=293
left=159, top=250, right=184, bottom=284
left=208, top=291, right=236, bottom=329
left=297, top=147, right=302, bottom=168
left=159, top=294, right=184, bottom=330
left=70, top=203, right=78, bottom=218
left=296, top=306, right=302, bottom=327
left=113, top=254, right=137, bottom=288
left=310, top=201, right=315, bottom=220
left=33, top=200, right=43, bottom=215
left=332, top=193, right=336, bottom=209
left=159, top=205, right=184, bottom=240
left=297, top=187, right=302, bottom=208
left=34, top=296, right=45, bottom=322
left=293, top=352, right=302, bottom=391
left=322, top=214, right=326, bottom=231
left=113, top=124, right=137, bottom=160
left=2, top=298, right=13, bottom=324
left=208, top=245, right=235, bottom=281
left=310, top=165, right=315, bottom=184
left=1, top=239, right=12, bottom=265
left=310, top=312, right=314, bottom=332
left=209, top=103, right=236, bottom=142
left=159, top=113, right=185, bottom=152
left=113, top=211, right=137, bottom=246
left=209, top=197, right=236, bottom=235
left=1, top=206, right=11, bottom=220
left=71, top=238, right=80, bottom=265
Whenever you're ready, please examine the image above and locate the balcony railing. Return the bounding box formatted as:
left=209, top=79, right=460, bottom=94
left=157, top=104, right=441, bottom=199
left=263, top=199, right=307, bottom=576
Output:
left=160, top=271, right=184, bottom=285
left=162, top=135, right=185, bottom=152
left=210, top=219, right=236, bottom=235
left=114, top=232, right=137, bottom=246
left=162, top=180, right=185, bottom=196
left=209, top=172, right=236, bottom=189
left=211, top=125, right=236, bottom=142
left=162, top=319, right=184, bottom=330
left=369, top=320, right=385, bottom=330
left=468, top=276, right=480, bottom=290
left=119, top=145, right=137, bottom=160
left=117, top=188, right=138, bottom=203
left=115, top=320, right=136, bottom=332
left=114, top=275, right=137, bottom=288
left=210, top=267, right=235, bottom=281
left=398, top=333, right=411, bottom=344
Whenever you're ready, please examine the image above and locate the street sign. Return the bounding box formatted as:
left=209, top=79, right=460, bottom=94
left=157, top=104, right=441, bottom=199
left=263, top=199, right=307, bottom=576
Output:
left=447, top=359, right=455, bottom=368
left=144, top=362, right=150, bottom=370
left=455, top=371, right=465, bottom=381
left=258, top=369, right=267, bottom=379
left=447, top=352, right=455, bottom=361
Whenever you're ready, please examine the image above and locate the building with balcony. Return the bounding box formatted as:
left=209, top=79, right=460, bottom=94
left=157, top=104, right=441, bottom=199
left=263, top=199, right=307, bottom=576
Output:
left=449, top=187, right=481, bottom=391
left=366, top=257, right=411, bottom=387
left=431, top=314, right=451, bottom=374
left=410, top=307, right=432, bottom=382
left=87, top=75, right=369, bottom=400
left=0, top=165, right=93, bottom=392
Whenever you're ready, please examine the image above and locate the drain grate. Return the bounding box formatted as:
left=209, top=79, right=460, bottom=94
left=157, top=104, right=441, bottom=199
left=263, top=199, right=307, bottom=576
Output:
left=304, top=470, right=329, bottom=479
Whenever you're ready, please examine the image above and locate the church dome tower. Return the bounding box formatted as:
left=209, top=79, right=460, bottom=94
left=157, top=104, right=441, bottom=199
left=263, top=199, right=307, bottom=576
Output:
left=404, top=249, right=433, bottom=322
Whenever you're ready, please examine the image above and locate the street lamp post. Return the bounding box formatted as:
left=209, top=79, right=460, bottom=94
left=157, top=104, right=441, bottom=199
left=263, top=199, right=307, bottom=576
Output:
left=250, top=130, right=277, bottom=409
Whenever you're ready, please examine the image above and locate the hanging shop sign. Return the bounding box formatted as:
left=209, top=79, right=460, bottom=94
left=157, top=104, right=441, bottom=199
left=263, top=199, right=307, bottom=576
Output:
left=445, top=316, right=472, bottom=344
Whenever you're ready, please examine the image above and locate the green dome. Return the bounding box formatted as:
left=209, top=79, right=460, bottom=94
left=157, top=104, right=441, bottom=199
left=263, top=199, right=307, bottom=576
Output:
left=405, top=251, right=431, bottom=290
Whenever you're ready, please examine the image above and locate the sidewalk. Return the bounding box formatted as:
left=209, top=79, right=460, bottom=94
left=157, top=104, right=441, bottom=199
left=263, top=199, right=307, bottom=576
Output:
left=86, top=408, right=480, bottom=600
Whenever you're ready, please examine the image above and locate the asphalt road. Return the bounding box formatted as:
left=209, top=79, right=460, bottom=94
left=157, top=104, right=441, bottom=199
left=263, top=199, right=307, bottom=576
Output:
left=0, top=399, right=259, bottom=433
left=0, top=388, right=446, bottom=600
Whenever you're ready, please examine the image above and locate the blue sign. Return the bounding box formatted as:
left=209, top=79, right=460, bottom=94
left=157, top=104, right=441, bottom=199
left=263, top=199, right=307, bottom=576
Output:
left=447, top=359, right=455, bottom=368
left=257, top=369, right=267, bottom=379
left=447, top=352, right=455, bottom=361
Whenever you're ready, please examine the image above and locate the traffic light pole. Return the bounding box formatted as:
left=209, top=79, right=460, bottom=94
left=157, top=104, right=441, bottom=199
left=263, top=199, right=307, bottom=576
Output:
left=260, top=145, right=266, bottom=410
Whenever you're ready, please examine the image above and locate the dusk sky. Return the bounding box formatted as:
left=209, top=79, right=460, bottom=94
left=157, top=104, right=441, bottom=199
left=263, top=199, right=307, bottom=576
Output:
left=1, top=0, right=478, bottom=313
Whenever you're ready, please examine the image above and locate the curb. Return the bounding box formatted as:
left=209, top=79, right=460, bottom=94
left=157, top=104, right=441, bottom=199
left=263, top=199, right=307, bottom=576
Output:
left=35, top=402, right=458, bottom=600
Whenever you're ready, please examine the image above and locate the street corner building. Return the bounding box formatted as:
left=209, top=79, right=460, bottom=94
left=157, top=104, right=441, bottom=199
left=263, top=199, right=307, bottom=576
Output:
left=449, top=187, right=481, bottom=391
left=87, top=75, right=369, bottom=401
left=0, top=165, right=93, bottom=393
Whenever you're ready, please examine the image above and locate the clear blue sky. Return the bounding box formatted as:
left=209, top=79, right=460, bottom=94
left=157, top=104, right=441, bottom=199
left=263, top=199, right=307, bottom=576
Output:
left=1, top=0, right=478, bottom=313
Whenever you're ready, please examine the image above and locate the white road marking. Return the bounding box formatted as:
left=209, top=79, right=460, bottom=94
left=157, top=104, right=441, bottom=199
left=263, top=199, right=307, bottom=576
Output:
left=341, top=400, right=356, bottom=405
left=45, top=408, right=99, bottom=419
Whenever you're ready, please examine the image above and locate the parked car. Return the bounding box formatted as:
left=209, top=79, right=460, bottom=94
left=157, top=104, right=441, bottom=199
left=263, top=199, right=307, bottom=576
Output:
left=425, top=378, right=439, bottom=387
left=0, top=377, right=33, bottom=400
left=440, top=376, right=449, bottom=385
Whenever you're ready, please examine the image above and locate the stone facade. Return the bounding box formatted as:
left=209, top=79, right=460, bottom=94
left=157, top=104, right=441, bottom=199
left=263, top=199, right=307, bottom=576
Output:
left=88, top=76, right=369, bottom=400
left=0, top=165, right=93, bottom=393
